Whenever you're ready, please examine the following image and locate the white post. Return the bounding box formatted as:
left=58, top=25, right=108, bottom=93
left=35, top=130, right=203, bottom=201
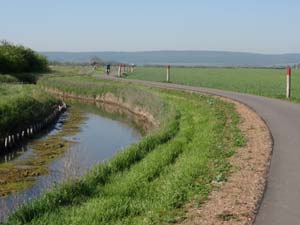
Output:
left=118, top=65, right=121, bottom=77
left=286, top=66, right=291, bottom=98
left=166, top=65, right=170, bottom=82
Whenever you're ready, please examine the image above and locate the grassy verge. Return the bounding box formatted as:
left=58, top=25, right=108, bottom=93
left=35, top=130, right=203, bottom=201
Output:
left=6, top=73, right=244, bottom=225
left=127, top=66, right=300, bottom=101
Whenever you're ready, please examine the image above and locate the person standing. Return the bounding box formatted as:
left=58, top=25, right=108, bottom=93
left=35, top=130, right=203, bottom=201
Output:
left=106, top=64, right=111, bottom=75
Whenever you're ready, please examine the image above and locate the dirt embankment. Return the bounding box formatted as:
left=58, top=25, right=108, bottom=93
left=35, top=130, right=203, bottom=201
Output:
left=44, top=88, right=159, bottom=130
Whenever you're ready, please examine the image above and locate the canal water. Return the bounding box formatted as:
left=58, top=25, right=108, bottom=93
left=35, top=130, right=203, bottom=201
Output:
left=0, top=100, right=144, bottom=222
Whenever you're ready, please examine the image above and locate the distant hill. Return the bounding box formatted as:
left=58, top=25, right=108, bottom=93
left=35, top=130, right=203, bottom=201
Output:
left=40, top=51, right=300, bottom=67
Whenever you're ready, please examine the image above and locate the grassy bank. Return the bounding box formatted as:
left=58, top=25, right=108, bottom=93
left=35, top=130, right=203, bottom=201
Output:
left=6, top=74, right=244, bottom=225
left=0, top=84, right=60, bottom=138
left=0, top=106, right=85, bottom=197
left=0, top=83, right=64, bottom=196
left=127, top=67, right=300, bottom=101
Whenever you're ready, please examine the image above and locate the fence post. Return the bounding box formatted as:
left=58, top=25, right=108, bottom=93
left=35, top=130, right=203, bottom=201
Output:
left=286, top=66, right=291, bottom=98
left=166, top=65, right=170, bottom=82
left=118, top=65, right=122, bottom=77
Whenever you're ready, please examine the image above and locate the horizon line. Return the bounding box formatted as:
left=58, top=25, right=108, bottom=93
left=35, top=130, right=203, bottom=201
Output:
left=39, top=50, right=300, bottom=56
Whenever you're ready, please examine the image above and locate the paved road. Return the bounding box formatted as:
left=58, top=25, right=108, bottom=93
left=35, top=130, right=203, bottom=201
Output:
left=98, top=75, right=300, bottom=225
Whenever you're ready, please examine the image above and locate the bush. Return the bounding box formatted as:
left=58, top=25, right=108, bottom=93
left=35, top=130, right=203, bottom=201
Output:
left=0, top=40, right=49, bottom=75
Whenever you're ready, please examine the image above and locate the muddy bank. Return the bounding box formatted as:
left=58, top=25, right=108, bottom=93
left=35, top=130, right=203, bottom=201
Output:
left=0, top=107, right=83, bottom=197
left=0, top=103, right=67, bottom=154
left=0, top=100, right=143, bottom=222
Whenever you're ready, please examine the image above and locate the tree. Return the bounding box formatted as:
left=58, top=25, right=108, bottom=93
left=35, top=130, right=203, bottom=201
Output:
left=0, top=40, right=49, bottom=74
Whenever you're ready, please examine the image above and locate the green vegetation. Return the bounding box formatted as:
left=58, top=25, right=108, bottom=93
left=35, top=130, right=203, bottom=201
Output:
left=48, top=65, right=96, bottom=77
left=0, top=107, right=85, bottom=196
left=0, top=84, right=60, bottom=138
left=0, top=41, right=62, bottom=145
left=0, top=75, right=18, bottom=83
left=0, top=41, right=48, bottom=83
left=0, top=41, right=48, bottom=74
left=127, top=67, right=300, bottom=101
left=0, top=81, right=63, bottom=195
left=7, top=73, right=244, bottom=225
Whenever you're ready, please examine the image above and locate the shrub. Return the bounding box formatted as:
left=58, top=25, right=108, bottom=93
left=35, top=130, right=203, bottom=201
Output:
left=0, top=40, right=49, bottom=76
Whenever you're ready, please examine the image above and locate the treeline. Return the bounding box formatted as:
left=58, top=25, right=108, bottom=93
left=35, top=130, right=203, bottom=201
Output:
left=0, top=40, right=49, bottom=74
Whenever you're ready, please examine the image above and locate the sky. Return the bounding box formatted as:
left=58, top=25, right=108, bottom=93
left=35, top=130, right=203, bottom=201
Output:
left=1, top=0, right=300, bottom=53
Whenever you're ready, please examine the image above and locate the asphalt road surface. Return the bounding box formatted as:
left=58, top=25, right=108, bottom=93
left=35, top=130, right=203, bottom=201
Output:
left=98, top=75, right=300, bottom=225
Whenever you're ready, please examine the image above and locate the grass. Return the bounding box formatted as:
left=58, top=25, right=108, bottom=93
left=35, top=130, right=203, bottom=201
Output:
left=127, top=66, right=300, bottom=101
left=6, top=71, right=244, bottom=225
left=48, top=65, right=96, bottom=77
left=38, top=75, right=166, bottom=121
left=0, top=84, right=60, bottom=137
left=0, top=75, right=18, bottom=83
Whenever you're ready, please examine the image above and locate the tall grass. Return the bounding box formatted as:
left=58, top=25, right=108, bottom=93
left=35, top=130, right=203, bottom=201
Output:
left=39, top=76, right=166, bottom=120
left=0, top=84, right=59, bottom=137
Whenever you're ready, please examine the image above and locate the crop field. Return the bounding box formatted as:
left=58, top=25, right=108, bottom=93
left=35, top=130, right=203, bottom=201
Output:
left=7, top=74, right=244, bottom=225
left=127, top=67, right=300, bottom=101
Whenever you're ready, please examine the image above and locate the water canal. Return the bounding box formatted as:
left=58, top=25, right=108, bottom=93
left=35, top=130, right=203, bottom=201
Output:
left=0, top=100, right=146, bottom=222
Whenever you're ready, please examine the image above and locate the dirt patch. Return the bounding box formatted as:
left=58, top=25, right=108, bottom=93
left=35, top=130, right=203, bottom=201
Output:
left=177, top=97, right=272, bottom=225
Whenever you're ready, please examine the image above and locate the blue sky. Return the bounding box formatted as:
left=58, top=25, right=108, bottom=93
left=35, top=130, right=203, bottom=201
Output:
left=1, top=0, right=300, bottom=53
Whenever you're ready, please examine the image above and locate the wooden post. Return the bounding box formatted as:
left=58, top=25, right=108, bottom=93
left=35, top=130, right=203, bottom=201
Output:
left=166, top=65, right=170, bottom=82
left=286, top=66, right=291, bottom=98
left=118, top=65, right=122, bottom=77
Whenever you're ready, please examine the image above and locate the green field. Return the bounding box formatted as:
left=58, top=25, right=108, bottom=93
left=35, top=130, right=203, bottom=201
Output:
left=127, top=67, right=300, bottom=101
left=7, top=73, right=244, bottom=225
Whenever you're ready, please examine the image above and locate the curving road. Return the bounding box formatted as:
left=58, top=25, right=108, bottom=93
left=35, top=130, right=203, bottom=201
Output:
left=98, top=75, right=300, bottom=225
